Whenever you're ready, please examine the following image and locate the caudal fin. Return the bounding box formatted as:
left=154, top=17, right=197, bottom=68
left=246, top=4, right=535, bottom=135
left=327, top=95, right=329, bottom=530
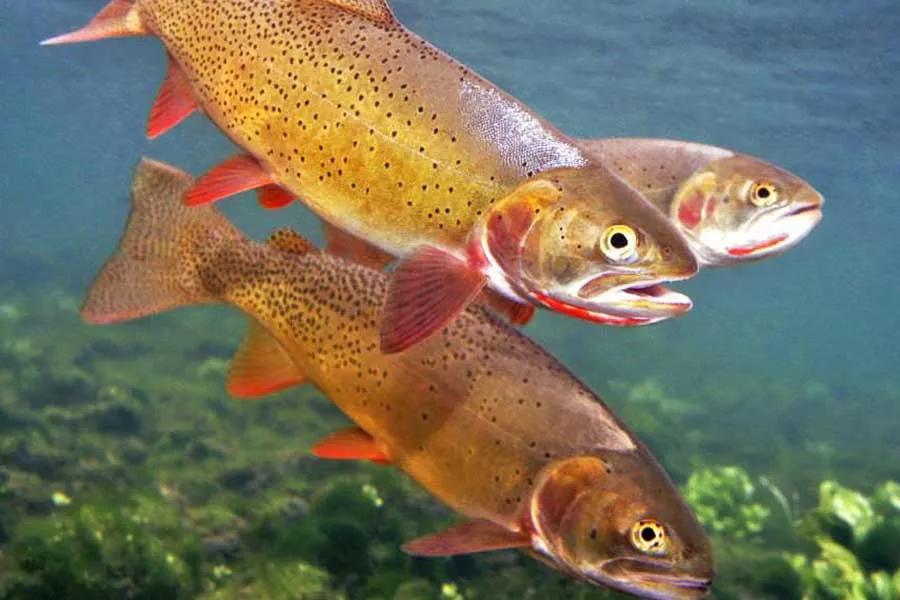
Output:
left=41, top=0, right=147, bottom=46
left=82, top=158, right=242, bottom=325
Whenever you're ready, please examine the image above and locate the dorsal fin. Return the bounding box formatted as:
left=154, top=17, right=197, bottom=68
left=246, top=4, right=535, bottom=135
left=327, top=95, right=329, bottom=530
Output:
left=322, top=0, right=396, bottom=25
left=266, top=228, right=319, bottom=255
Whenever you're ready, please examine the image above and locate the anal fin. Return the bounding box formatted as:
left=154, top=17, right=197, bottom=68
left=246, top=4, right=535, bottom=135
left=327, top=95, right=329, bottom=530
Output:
left=311, top=426, right=390, bottom=464
left=380, top=246, right=487, bottom=354
left=402, top=519, right=530, bottom=557
left=323, top=222, right=395, bottom=270
left=147, top=53, right=199, bottom=139
left=228, top=320, right=306, bottom=398
left=41, top=0, right=147, bottom=45
left=184, top=155, right=273, bottom=206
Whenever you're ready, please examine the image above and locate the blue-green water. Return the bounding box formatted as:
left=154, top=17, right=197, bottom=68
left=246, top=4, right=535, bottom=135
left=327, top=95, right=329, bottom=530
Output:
left=2, top=1, right=898, bottom=598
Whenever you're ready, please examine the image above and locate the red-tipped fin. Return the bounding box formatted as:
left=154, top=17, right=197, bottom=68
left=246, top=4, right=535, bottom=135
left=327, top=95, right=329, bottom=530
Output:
left=257, top=185, right=296, bottom=210
left=228, top=320, right=306, bottom=398
left=311, top=426, right=390, bottom=464
left=480, top=289, right=535, bottom=326
left=323, top=222, right=395, bottom=270
left=42, top=0, right=147, bottom=45
left=147, top=54, right=199, bottom=139
left=380, top=246, right=487, bottom=354
left=184, top=155, right=273, bottom=206
left=402, top=520, right=530, bottom=557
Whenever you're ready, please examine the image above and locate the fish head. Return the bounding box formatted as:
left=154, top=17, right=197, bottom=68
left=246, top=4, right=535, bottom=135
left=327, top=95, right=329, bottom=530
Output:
left=513, top=168, right=698, bottom=326
left=670, top=154, right=823, bottom=266
left=529, top=455, right=714, bottom=599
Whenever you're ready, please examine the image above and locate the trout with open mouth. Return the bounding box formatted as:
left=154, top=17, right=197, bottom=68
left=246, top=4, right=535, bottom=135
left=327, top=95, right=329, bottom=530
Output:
left=81, top=158, right=715, bottom=599
left=45, top=0, right=698, bottom=353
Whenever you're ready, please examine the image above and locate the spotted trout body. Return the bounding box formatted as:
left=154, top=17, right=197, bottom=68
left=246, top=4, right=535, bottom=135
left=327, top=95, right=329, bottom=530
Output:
left=141, top=0, right=580, bottom=251
left=46, top=0, right=700, bottom=353
left=82, top=159, right=714, bottom=598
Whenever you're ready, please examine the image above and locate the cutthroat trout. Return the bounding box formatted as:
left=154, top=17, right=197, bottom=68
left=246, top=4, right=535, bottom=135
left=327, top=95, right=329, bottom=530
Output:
left=82, top=158, right=715, bottom=599
left=46, top=0, right=698, bottom=353
left=579, top=139, right=823, bottom=266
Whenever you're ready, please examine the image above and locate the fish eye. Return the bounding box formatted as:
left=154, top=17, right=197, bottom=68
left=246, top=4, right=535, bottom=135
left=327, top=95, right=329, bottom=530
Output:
left=630, top=519, right=667, bottom=556
left=599, top=225, right=638, bottom=263
left=749, top=182, right=779, bottom=207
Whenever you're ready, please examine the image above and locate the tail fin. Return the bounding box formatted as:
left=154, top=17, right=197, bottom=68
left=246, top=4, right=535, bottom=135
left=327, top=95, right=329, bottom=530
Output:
left=82, top=158, right=243, bottom=325
left=41, top=0, right=147, bottom=45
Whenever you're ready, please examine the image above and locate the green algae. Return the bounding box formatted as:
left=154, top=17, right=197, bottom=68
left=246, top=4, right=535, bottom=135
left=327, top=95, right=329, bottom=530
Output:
left=0, top=283, right=898, bottom=599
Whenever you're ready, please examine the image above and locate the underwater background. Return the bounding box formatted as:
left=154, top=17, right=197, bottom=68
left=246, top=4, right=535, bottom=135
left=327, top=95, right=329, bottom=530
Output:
left=2, top=0, right=898, bottom=598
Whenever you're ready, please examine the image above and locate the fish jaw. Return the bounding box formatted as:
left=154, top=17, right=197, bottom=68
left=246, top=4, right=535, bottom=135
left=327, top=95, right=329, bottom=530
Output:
left=582, top=559, right=713, bottom=600
left=723, top=198, right=823, bottom=260
left=528, top=275, right=693, bottom=326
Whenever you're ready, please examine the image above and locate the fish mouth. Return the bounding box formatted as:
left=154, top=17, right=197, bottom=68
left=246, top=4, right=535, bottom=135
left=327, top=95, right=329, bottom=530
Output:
left=578, top=278, right=693, bottom=321
left=633, top=572, right=713, bottom=593
left=531, top=280, right=692, bottom=327
left=727, top=201, right=822, bottom=258
left=588, top=559, right=713, bottom=599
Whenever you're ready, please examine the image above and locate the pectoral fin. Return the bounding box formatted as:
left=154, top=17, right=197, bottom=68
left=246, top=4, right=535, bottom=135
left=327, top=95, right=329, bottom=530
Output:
left=147, top=53, right=199, bottom=139
left=380, top=246, right=487, bottom=354
left=485, top=179, right=561, bottom=274
left=402, top=520, right=530, bottom=557
left=311, top=426, right=390, bottom=464
left=184, top=155, right=274, bottom=206
left=228, top=320, right=306, bottom=398
left=323, top=222, right=395, bottom=270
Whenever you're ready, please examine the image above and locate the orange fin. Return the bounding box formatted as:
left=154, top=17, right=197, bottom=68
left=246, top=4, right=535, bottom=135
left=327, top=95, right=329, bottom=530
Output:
left=147, top=53, right=198, bottom=139
left=380, top=246, right=487, bottom=354
left=311, top=426, right=390, bottom=464
left=266, top=228, right=319, bottom=255
left=228, top=320, right=305, bottom=398
left=402, top=520, right=530, bottom=557
left=257, top=185, right=296, bottom=210
left=184, top=155, right=273, bottom=206
left=41, top=0, right=147, bottom=45
left=323, top=222, right=395, bottom=270
left=480, top=289, right=535, bottom=326
left=324, top=0, right=396, bottom=25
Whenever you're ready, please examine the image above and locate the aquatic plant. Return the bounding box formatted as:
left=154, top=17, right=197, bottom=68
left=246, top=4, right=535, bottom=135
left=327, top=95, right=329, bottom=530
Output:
left=787, top=480, right=900, bottom=599
left=1, top=494, right=203, bottom=599
left=683, top=465, right=771, bottom=539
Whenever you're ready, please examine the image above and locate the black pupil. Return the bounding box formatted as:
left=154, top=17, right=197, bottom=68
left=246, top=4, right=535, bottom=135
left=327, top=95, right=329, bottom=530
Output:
left=641, top=527, right=657, bottom=542
left=757, top=186, right=770, bottom=198
left=610, top=232, right=629, bottom=249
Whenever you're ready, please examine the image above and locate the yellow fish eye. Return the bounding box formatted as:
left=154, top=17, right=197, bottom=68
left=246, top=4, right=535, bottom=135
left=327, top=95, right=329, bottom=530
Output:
left=631, top=519, right=667, bottom=556
left=599, top=225, right=638, bottom=263
left=750, top=182, right=779, bottom=207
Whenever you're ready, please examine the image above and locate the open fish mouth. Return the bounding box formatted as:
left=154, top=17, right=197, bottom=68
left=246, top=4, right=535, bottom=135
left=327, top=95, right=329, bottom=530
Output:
left=532, top=280, right=692, bottom=326
left=577, top=278, right=693, bottom=322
